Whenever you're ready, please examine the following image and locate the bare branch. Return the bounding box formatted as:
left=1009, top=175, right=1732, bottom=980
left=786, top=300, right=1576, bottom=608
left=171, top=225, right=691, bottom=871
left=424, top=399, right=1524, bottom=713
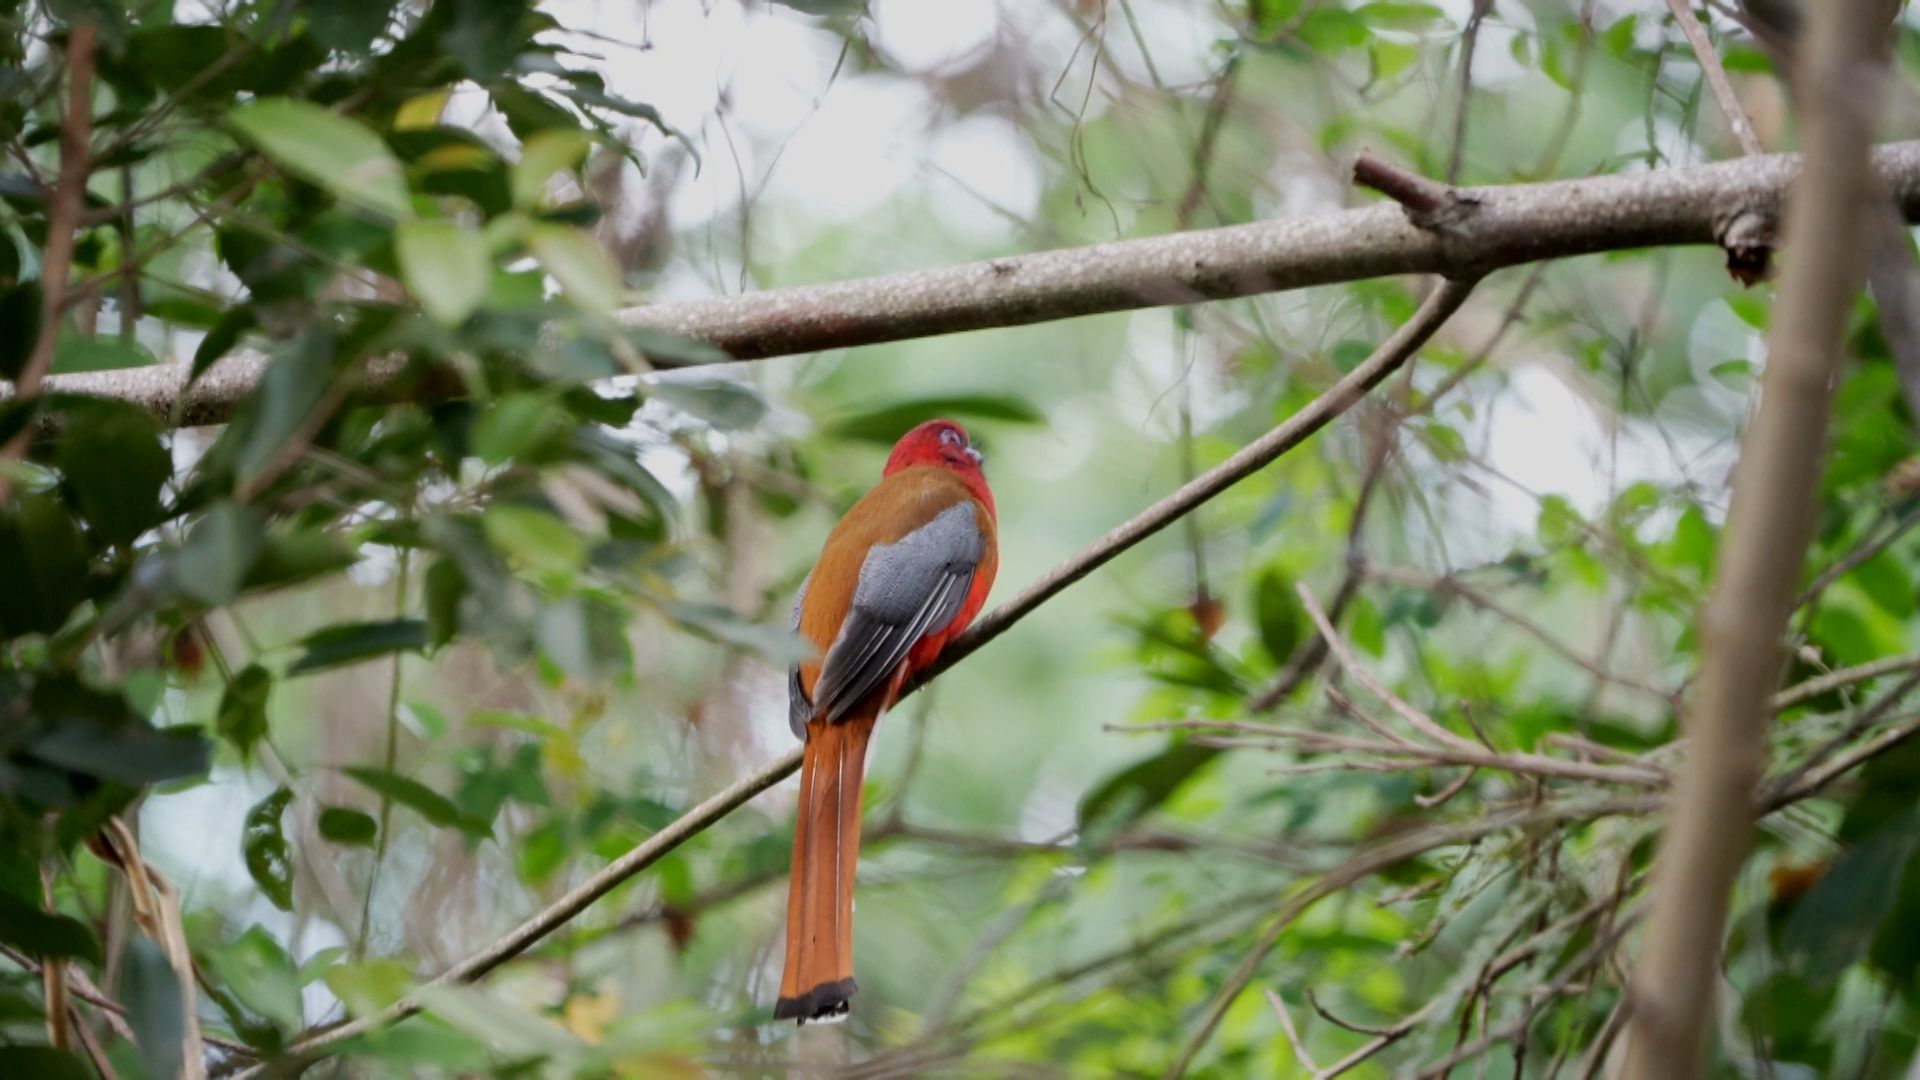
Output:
left=1666, top=0, right=1765, bottom=157
left=1770, top=651, right=1920, bottom=712
left=33, top=143, right=1920, bottom=427
left=1446, top=0, right=1496, bottom=184
left=1297, top=583, right=1479, bottom=751
left=1622, top=3, right=1885, bottom=1075
left=1267, top=988, right=1329, bottom=1079
left=1353, top=151, right=1481, bottom=232
left=1367, top=566, right=1675, bottom=702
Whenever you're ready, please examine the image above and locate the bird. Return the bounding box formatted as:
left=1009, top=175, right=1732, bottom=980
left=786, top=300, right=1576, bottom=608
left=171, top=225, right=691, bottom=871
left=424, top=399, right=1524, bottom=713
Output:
left=775, top=418, right=999, bottom=1024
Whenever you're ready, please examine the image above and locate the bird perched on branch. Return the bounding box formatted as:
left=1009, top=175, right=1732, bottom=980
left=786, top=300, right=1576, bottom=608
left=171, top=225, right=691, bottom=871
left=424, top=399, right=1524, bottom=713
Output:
left=776, top=419, right=998, bottom=1024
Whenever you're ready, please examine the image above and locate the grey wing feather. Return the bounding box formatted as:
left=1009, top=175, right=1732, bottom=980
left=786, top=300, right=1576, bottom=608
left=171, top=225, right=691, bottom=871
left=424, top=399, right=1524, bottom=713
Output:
left=809, top=502, right=984, bottom=724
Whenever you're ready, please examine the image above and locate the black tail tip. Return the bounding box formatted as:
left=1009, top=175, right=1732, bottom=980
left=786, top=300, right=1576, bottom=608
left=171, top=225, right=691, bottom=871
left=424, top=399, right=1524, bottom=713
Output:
left=774, top=978, right=858, bottom=1025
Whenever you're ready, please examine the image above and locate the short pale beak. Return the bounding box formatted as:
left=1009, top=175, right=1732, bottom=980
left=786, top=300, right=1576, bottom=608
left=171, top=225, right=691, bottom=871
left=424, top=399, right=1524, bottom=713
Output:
left=965, top=446, right=984, bottom=466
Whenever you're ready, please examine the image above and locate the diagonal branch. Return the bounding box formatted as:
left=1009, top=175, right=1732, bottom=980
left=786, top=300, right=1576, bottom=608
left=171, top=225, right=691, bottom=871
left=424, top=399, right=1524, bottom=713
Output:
left=36, top=141, right=1920, bottom=428
left=1621, top=2, right=1885, bottom=1076
left=909, top=276, right=1478, bottom=687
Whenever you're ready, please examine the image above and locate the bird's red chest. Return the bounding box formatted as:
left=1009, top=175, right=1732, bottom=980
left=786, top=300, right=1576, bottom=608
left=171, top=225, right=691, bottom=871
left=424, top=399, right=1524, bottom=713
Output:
left=905, top=556, right=995, bottom=670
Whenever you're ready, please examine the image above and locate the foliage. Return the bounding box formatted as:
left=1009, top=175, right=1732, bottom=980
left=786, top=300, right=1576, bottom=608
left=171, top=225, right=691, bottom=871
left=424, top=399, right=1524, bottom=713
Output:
left=0, top=0, right=1917, bottom=1077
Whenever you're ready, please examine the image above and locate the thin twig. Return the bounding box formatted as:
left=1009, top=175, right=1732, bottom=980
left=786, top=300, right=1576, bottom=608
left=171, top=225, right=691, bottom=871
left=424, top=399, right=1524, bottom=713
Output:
left=1666, top=0, right=1765, bottom=156
left=1794, top=501, right=1920, bottom=610
left=1448, top=0, right=1496, bottom=184
left=0, top=944, right=257, bottom=1059
left=1765, top=670, right=1920, bottom=800
left=1353, top=151, right=1481, bottom=232
left=1267, top=988, right=1328, bottom=1079
left=1770, top=651, right=1920, bottom=712
left=1297, top=584, right=1479, bottom=751
left=1370, top=566, right=1674, bottom=702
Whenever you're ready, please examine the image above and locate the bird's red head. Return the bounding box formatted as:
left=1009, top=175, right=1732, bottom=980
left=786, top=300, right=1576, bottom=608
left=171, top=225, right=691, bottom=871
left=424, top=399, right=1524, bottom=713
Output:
left=883, top=419, right=994, bottom=512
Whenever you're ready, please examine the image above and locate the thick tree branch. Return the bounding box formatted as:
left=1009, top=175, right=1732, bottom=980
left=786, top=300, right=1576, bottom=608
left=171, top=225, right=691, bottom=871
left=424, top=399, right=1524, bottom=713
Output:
left=36, top=141, right=1920, bottom=428
left=1621, top=3, right=1883, bottom=1077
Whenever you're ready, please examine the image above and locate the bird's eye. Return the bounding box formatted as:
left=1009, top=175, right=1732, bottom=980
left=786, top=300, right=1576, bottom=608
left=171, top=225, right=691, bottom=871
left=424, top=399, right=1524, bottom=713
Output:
left=939, top=427, right=963, bottom=447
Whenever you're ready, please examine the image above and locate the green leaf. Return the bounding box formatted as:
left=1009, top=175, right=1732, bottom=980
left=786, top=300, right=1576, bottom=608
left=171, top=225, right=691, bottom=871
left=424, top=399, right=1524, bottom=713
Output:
left=489, top=82, right=579, bottom=141
left=206, top=925, right=303, bottom=1032
left=211, top=329, right=341, bottom=484
left=438, top=0, right=532, bottom=81
left=51, top=335, right=159, bottom=374
left=0, top=279, right=42, bottom=380
left=484, top=504, right=585, bottom=580
left=0, top=1048, right=91, bottom=1080
left=414, top=984, right=586, bottom=1061
left=528, top=224, right=620, bottom=315
left=287, top=618, right=429, bottom=675
left=826, top=394, right=1044, bottom=444
left=1253, top=570, right=1304, bottom=665
left=27, top=677, right=211, bottom=788
left=511, top=129, right=591, bottom=207
left=343, top=766, right=490, bottom=837
left=0, top=889, right=101, bottom=963
left=0, top=493, right=89, bottom=636
left=243, top=529, right=361, bottom=592
left=470, top=393, right=560, bottom=465
left=324, top=957, right=415, bottom=1018
left=120, top=936, right=186, bottom=1080
left=396, top=220, right=490, bottom=327
left=1076, top=741, right=1220, bottom=836
left=228, top=98, right=412, bottom=220
left=1330, top=339, right=1373, bottom=372
left=1784, top=806, right=1920, bottom=982
left=243, top=787, right=295, bottom=911
left=309, top=0, right=397, bottom=53
left=770, top=0, right=866, bottom=14
left=517, top=820, right=568, bottom=884
left=319, top=806, right=378, bottom=847
left=218, top=664, right=273, bottom=759
left=174, top=502, right=267, bottom=606
left=57, top=401, right=169, bottom=548
left=1422, top=421, right=1467, bottom=463
left=648, top=378, right=767, bottom=431
left=424, top=557, right=465, bottom=647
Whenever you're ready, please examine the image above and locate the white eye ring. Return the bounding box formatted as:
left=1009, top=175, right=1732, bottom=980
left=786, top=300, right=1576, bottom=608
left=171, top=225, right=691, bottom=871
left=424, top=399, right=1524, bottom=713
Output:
left=939, top=428, right=963, bottom=447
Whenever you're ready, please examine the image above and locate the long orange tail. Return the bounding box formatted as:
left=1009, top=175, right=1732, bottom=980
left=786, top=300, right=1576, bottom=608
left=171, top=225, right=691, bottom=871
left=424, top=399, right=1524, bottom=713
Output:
left=775, top=706, right=878, bottom=1023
